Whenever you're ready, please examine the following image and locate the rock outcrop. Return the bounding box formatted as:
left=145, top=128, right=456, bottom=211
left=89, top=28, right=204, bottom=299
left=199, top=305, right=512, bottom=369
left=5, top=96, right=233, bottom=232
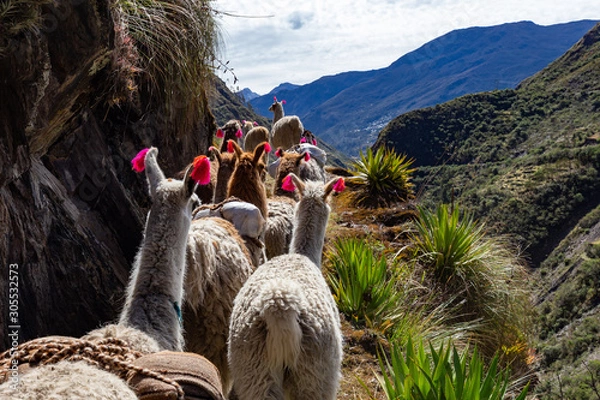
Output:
left=0, top=0, right=215, bottom=348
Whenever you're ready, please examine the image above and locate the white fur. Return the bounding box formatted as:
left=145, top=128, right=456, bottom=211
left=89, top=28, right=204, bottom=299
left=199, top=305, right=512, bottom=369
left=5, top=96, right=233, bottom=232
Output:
left=0, top=360, right=138, bottom=400
left=228, top=175, right=343, bottom=400
left=269, top=100, right=304, bottom=151
left=119, top=147, right=198, bottom=351
left=184, top=216, right=255, bottom=395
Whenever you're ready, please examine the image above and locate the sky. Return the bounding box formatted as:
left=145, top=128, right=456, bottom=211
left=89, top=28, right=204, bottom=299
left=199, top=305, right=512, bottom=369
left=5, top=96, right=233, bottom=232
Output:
left=212, top=0, right=600, bottom=95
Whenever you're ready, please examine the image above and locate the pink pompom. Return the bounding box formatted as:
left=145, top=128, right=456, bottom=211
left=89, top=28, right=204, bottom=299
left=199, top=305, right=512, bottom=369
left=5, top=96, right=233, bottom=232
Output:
left=191, top=155, right=211, bottom=185
left=216, top=128, right=224, bottom=138
left=264, top=142, right=272, bottom=153
left=227, top=140, right=235, bottom=153
left=312, top=139, right=317, bottom=146
left=242, top=120, right=246, bottom=124
left=235, top=129, right=243, bottom=138
left=300, top=137, right=307, bottom=144
left=304, top=152, right=311, bottom=162
left=333, top=178, right=345, bottom=193
left=282, top=100, right=287, bottom=105
left=253, top=121, right=258, bottom=126
left=275, top=148, right=284, bottom=158
left=273, top=96, right=277, bottom=101
left=208, top=146, right=217, bottom=153
left=131, top=148, right=150, bottom=173
left=282, top=175, right=296, bottom=192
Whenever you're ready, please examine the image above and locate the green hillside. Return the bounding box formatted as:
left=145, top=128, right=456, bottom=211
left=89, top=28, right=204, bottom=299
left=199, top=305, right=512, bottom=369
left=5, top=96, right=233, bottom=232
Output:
left=374, top=22, right=600, bottom=398
left=375, top=22, right=600, bottom=266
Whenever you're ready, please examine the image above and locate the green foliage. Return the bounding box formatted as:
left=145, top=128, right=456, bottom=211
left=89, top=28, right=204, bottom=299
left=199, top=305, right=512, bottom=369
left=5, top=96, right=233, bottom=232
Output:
left=347, top=147, right=416, bottom=208
left=117, top=0, right=218, bottom=132
left=326, top=238, right=403, bottom=334
left=410, top=204, right=533, bottom=359
left=364, top=337, right=529, bottom=400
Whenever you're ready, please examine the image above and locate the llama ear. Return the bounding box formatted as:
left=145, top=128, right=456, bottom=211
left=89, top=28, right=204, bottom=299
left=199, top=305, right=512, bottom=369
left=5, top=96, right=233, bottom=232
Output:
left=324, top=177, right=344, bottom=200
left=229, top=140, right=243, bottom=157
left=288, top=173, right=305, bottom=196
left=182, top=164, right=197, bottom=199
left=144, top=147, right=165, bottom=197
left=253, top=142, right=268, bottom=164
left=208, top=146, right=221, bottom=163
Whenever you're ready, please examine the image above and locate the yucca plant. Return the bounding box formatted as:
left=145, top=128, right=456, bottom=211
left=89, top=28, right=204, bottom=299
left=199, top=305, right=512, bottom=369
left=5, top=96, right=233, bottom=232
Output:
left=410, top=204, right=533, bottom=363
left=347, top=147, right=416, bottom=208
left=365, top=337, right=529, bottom=400
left=326, top=238, right=404, bottom=334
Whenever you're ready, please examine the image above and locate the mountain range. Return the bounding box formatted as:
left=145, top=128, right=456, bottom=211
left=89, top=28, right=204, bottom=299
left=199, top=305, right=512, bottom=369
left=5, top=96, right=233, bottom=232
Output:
left=246, top=20, right=599, bottom=156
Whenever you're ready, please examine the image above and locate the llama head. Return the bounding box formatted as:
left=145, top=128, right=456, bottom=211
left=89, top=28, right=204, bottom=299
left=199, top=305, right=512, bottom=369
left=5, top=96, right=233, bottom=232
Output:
left=137, top=148, right=208, bottom=216
left=228, top=140, right=266, bottom=179
left=285, top=173, right=344, bottom=201
left=275, top=151, right=308, bottom=184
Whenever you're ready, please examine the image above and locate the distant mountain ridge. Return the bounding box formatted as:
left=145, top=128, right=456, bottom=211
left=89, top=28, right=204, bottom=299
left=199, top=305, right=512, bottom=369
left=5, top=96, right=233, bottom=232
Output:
left=249, top=20, right=599, bottom=156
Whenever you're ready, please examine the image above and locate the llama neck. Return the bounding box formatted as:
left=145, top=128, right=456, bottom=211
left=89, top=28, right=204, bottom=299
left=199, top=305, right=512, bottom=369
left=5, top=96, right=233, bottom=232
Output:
left=290, top=201, right=329, bottom=266
left=272, top=107, right=284, bottom=124
left=119, top=205, right=190, bottom=350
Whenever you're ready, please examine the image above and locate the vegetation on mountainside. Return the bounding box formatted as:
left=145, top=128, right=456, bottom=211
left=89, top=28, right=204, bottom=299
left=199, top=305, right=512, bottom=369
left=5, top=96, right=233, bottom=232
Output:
left=323, top=146, right=534, bottom=398
left=372, top=22, right=600, bottom=399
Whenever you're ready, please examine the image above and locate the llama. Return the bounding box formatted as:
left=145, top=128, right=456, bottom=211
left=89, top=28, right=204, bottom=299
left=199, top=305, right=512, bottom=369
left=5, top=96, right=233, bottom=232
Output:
left=267, top=145, right=327, bottom=183
left=228, top=174, right=345, bottom=400
left=244, top=126, right=270, bottom=155
left=242, top=120, right=257, bottom=135
left=118, top=147, right=208, bottom=352
left=217, top=119, right=243, bottom=153
left=0, top=148, right=211, bottom=399
left=209, top=145, right=239, bottom=204
left=300, top=129, right=318, bottom=146
left=268, top=97, right=304, bottom=151
left=183, top=141, right=271, bottom=394
left=227, top=140, right=269, bottom=219
left=263, top=150, right=308, bottom=260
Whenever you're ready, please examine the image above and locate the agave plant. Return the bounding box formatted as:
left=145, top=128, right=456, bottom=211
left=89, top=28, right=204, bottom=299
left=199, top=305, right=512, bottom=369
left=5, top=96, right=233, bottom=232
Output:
left=410, top=204, right=533, bottom=362
left=364, top=336, right=530, bottom=400
left=326, top=238, right=403, bottom=334
left=347, top=147, right=416, bottom=208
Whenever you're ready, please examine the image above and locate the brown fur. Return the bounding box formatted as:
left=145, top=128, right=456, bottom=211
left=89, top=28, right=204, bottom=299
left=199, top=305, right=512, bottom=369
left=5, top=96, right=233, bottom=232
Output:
left=227, top=141, right=268, bottom=218
left=218, top=120, right=243, bottom=153
left=273, top=150, right=308, bottom=200
left=210, top=148, right=239, bottom=204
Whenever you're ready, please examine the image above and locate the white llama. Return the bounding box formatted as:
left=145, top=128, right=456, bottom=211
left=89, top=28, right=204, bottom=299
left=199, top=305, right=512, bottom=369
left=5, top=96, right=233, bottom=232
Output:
left=228, top=173, right=345, bottom=400
left=268, top=98, right=304, bottom=151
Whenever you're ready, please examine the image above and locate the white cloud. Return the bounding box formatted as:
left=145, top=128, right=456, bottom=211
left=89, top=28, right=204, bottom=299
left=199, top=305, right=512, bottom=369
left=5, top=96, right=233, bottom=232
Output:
left=213, top=0, right=600, bottom=94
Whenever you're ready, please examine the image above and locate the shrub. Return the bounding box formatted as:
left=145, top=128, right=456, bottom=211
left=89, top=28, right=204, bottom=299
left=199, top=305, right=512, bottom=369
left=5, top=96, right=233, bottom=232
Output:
left=346, top=147, right=416, bottom=208
left=364, top=336, right=529, bottom=400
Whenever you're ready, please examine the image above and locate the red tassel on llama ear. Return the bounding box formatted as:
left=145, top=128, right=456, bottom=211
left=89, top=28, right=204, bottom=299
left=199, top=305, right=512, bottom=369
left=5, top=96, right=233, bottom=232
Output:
left=216, top=128, right=224, bottom=138
left=304, top=152, right=311, bottom=162
left=264, top=142, right=272, bottom=153
left=191, top=155, right=211, bottom=185
left=273, top=96, right=277, bottom=102
left=253, top=121, right=258, bottom=126
left=300, top=137, right=307, bottom=144
left=275, top=148, right=284, bottom=158
left=235, top=129, right=243, bottom=138
left=333, top=178, right=346, bottom=193
left=242, top=120, right=246, bottom=124
left=282, top=175, right=296, bottom=192
left=227, top=140, right=235, bottom=153
left=312, top=139, right=317, bottom=146
left=131, top=148, right=150, bottom=173
left=282, top=99, right=287, bottom=105
left=208, top=145, right=217, bottom=153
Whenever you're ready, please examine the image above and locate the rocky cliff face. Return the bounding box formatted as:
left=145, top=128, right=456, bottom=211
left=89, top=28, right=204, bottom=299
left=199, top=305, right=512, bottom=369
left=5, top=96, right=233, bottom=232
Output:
left=0, top=0, right=215, bottom=348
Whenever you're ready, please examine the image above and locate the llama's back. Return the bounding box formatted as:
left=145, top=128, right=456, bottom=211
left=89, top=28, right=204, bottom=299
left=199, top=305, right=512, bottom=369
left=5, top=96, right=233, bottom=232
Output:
left=271, top=116, right=303, bottom=151
left=229, top=253, right=342, bottom=400
left=264, top=197, right=296, bottom=260
left=184, top=216, right=255, bottom=392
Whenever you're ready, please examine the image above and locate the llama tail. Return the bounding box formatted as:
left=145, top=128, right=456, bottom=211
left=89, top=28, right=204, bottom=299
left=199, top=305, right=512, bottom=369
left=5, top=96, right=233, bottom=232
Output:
left=258, top=279, right=304, bottom=374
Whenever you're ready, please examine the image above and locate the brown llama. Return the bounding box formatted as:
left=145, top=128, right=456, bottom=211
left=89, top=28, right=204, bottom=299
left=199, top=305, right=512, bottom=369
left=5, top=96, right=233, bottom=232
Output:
left=226, top=140, right=269, bottom=219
